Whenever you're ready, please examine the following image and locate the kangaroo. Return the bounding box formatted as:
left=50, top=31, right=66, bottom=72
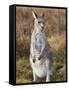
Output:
left=30, top=11, right=53, bottom=82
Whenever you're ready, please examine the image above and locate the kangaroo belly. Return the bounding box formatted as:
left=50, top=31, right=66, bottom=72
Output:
left=32, top=61, right=47, bottom=78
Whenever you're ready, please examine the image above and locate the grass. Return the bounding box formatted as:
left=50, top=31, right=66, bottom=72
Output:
left=16, top=56, right=32, bottom=83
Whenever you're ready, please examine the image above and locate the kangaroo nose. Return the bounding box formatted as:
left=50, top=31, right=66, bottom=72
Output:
left=41, top=23, right=44, bottom=29
left=42, top=26, right=44, bottom=29
left=33, top=59, right=36, bottom=63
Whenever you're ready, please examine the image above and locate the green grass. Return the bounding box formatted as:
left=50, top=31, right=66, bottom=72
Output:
left=16, top=56, right=32, bottom=83
left=51, top=47, right=66, bottom=81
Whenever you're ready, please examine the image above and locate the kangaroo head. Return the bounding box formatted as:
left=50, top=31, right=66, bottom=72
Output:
left=32, top=11, right=44, bottom=32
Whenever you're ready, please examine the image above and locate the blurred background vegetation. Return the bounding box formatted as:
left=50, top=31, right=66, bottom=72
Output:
left=16, top=6, right=67, bottom=84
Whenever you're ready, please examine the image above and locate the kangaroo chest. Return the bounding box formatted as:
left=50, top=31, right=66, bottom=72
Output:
left=31, top=32, right=45, bottom=57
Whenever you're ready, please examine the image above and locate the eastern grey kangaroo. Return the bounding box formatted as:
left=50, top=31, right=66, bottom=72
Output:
left=30, top=11, right=53, bottom=82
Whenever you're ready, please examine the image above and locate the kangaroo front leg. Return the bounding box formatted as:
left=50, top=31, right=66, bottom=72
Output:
left=46, top=60, right=50, bottom=82
left=33, top=71, right=37, bottom=82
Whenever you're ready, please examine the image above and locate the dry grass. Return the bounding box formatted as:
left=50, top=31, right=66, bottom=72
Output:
left=48, top=31, right=66, bottom=51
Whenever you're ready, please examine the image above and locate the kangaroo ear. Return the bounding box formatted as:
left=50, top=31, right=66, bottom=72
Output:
left=32, top=11, right=37, bottom=19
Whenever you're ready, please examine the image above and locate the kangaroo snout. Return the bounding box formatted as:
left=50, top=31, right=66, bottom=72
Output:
left=41, top=23, right=44, bottom=29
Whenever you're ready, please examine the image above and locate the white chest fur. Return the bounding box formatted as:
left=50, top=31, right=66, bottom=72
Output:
left=30, top=31, right=46, bottom=58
